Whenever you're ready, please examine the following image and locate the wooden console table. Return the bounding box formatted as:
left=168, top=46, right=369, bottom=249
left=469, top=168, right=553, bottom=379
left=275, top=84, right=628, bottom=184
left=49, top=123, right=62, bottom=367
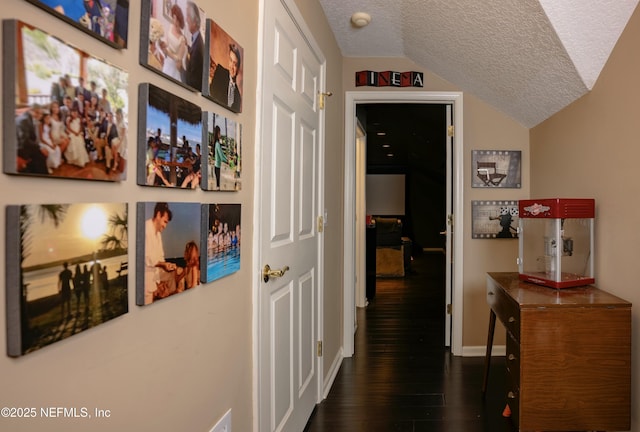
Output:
left=483, top=272, right=631, bottom=431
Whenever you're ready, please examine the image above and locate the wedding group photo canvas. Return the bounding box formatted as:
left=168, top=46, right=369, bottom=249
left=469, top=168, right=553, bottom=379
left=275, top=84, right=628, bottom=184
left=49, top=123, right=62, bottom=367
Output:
left=2, top=19, right=129, bottom=182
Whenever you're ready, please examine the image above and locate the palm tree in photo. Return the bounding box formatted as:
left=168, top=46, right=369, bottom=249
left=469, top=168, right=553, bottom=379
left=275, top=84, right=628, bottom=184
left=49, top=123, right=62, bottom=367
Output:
left=101, top=206, right=128, bottom=252
left=100, top=206, right=128, bottom=304
left=19, top=204, right=68, bottom=351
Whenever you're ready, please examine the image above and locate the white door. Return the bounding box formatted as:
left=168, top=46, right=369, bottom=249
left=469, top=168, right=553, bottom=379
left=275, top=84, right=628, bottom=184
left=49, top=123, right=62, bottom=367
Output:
left=444, top=104, right=453, bottom=346
left=256, top=0, right=325, bottom=431
left=355, top=122, right=367, bottom=308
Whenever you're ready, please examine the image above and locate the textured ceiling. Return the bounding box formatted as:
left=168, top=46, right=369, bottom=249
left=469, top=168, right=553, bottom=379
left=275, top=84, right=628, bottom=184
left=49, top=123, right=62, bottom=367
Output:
left=319, top=0, right=639, bottom=127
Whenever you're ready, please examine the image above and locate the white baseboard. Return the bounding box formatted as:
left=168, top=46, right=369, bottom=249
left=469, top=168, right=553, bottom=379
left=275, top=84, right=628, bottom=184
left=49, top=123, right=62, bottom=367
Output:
left=461, top=345, right=506, bottom=357
left=321, top=348, right=344, bottom=399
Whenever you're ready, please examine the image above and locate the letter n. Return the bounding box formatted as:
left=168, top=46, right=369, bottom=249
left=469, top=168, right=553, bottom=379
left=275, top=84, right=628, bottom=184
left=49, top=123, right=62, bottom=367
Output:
left=378, top=71, right=391, bottom=87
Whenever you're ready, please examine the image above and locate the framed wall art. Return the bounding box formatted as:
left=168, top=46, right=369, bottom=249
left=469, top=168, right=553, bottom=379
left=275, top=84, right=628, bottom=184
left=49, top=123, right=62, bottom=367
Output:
left=2, top=19, right=129, bottom=182
left=139, top=0, right=206, bottom=91
left=202, top=111, right=242, bottom=191
left=203, top=19, right=244, bottom=113
left=6, top=202, right=129, bottom=357
left=201, top=204, right=241, bottom=283
left=24, top=0, right=130, bottom=49
left=471, top=200, right=519, bottom=239
left=136, top=202, right=201, bottom=306
left=472, top=150, right=521, bottom=188
left=137, top=83, right=202, bottom=188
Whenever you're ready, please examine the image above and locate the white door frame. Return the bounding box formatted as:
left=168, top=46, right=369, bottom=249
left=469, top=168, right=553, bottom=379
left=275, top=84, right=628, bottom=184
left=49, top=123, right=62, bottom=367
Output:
left=343, top=91, right=464, bottom=357
left=355, top=121, right=367, bottom=308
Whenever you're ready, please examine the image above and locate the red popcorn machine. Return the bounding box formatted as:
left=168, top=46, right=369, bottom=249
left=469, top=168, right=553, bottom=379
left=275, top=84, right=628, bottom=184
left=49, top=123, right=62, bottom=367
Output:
left=518, top=198, right=595, bottom=289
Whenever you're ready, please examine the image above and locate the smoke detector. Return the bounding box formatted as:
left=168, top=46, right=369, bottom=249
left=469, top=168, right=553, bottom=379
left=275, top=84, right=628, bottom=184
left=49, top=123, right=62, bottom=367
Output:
left=351, top=12, right=371, bottom=28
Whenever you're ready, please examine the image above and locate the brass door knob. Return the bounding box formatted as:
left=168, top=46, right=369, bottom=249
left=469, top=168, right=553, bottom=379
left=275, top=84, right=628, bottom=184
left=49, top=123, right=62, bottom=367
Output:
left=263, top=264, right=290, bottom=283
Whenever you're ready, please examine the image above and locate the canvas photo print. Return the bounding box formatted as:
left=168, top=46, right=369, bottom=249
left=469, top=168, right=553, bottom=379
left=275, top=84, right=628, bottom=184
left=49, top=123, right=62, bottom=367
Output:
left=202, top=111, right=242, bottom=191
left=139, top=0, right=206, bottom=91
left=136, top=202, right=201, bottom=306
left=5, top=203, right=129, bottom=357
left=138, top=83, right=202, bottom=188
left=471, top=200, right=519, bottom=239
left=472, top=150, right=522, bottom=188
left=203, top=19, right=244, bottom=113
left=201, top=204, right=241, bottom=283
left=25, top=0, right=129, bottom=48
left=2, top=20, right=129, bottom=182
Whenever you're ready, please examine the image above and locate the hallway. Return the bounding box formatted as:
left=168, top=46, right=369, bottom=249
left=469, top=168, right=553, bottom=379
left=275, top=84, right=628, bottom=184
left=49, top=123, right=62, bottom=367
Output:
left=304, top=252, right=513, bottom=432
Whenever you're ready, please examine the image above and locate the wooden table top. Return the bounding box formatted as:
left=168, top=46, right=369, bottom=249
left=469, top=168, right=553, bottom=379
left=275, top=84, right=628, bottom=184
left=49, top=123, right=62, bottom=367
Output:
left=488, top=272, right=631, bottom=309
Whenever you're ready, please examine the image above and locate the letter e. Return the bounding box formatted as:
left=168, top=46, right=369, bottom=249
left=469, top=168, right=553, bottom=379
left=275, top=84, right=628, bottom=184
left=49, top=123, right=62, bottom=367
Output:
left=390, top=71, right=401, bottom=87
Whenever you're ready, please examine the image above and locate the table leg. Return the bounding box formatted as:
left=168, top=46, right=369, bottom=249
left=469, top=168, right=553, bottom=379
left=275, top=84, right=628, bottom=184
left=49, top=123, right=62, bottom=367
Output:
left=481, top=309, right=496, bottom=396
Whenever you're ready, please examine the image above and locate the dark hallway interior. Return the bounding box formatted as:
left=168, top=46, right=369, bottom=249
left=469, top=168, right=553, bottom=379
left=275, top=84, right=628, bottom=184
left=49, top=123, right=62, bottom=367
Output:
left=304, top=253, right=513, bottom=432
left=360, top=103, right=447, bottom=251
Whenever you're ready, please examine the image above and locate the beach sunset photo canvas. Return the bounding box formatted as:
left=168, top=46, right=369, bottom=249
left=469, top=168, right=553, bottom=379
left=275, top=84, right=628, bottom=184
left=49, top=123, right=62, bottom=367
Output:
left=6, top=202, right=129, bottom=357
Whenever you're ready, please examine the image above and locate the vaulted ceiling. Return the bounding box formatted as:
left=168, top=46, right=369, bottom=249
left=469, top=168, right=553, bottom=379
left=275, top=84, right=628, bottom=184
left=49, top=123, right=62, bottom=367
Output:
left=319, top=0, right=639, bottom=128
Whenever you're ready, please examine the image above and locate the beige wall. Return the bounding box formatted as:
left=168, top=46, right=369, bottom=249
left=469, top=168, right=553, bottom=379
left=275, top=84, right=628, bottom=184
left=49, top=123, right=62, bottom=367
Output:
left=342, top=57, right=530, bottom=348
left=0, top=1, right=257, bottom=431
left=530, top=5, right=640, bottom=427
left=12, top=0, right=636, bottom=428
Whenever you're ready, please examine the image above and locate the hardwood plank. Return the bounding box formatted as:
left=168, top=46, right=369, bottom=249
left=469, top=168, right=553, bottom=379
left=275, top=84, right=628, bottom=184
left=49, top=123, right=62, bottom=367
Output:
left=304, top=253, right=514, bottom=432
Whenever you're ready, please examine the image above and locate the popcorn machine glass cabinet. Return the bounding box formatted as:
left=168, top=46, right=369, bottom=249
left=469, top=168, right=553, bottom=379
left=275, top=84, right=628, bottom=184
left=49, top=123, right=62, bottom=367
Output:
left=518, top=199, right=595, bottom=289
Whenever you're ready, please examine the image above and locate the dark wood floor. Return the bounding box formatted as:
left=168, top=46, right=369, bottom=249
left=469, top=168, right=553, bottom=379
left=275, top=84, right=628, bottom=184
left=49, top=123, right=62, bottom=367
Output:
left=304, top=252, right=515, bottom=432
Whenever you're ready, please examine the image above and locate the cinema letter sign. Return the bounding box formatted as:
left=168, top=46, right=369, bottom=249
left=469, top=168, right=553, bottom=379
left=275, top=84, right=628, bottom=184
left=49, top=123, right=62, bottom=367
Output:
left=355, top=71, right=424, bottom=87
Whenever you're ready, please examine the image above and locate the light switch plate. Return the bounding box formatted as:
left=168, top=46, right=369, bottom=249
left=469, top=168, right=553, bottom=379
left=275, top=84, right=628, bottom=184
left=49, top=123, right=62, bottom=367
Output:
left=210, top=409, right=232, bottom=432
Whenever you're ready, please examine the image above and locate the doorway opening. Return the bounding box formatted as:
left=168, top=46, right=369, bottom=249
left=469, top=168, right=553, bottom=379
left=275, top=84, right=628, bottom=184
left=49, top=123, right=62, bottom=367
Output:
left=361, top=102, right=447, bottom=250
left=343, top=91, right=464, bottom=358
left=360, top=101, right=447, bottom=319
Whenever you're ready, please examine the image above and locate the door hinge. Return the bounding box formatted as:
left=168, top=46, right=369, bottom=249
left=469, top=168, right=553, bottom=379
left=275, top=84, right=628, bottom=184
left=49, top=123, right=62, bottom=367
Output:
left=317, top=341, right=323, bottom=357
left=317, top=215, right=324, bottom=232
left=447, top=125, right=454, bottom=137
left=447, top=304, right=452, bottom=315
left=317, top=91, right=333, bottom=110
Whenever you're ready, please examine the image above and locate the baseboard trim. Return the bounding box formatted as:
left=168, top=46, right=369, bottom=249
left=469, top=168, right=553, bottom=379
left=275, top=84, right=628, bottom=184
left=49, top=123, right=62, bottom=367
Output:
left=461, top=345, right=506, bottom=357
left=322, top=347, right=343, bottom=400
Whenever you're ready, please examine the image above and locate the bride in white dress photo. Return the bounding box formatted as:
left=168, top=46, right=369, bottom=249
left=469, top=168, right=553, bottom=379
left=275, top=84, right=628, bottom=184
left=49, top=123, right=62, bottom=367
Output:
left=160, top=5, right=187, bottom=82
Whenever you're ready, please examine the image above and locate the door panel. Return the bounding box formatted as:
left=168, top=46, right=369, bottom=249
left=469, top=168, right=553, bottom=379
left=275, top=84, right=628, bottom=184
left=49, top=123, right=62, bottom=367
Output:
left=300, top=63, right=317, bottom=108
left=271, top=99, right=295, bottom=243
left=298, top=271, right=315, bottom=393
left=299, top=122, right=315, bottom=238
left=271, top=284, right=293, bottom=428
left=274, top=23, right=296, bottom=87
